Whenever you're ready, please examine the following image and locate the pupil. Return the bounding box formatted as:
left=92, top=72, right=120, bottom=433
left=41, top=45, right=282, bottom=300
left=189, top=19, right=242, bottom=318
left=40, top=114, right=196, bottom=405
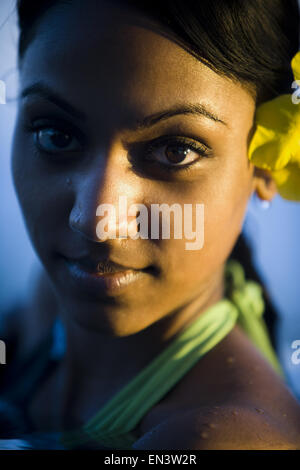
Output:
left=51, top=130, right=71, bottom=148
left=165, top=145, right=189, bottom=163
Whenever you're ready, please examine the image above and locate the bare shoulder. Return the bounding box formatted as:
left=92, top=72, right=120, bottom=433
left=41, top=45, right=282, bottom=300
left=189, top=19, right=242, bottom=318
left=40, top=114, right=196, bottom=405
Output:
left=133, top=324, right=300, bottom=450
left=133, top=402, right=300, bottom=450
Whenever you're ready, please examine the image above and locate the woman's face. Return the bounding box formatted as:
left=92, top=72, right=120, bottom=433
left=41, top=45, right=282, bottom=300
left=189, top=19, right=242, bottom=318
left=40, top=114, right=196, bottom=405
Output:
left=12, top=1, right=257, bottom=336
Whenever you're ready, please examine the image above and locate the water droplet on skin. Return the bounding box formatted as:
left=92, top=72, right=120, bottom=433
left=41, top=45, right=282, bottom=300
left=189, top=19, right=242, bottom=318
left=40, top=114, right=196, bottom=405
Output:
left=248, top=380, right=253, bottom=385
left=203, top=421, right=216, bottom=429
left=255, top=408, right=264, bottom=414
left=226, top=356, right=235, bottom=364
left=200, top=432, right=209, bottom=439
left=283, top=413, right=287, bottom=418
left=232, top=410, right=238, bottom=416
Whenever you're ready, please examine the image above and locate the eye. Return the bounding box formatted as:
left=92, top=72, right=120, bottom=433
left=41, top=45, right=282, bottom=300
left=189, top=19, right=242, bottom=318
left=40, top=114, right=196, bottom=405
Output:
left=144, top=136, right=211, bottom=169
left=34, top=127, right=81, bottom=153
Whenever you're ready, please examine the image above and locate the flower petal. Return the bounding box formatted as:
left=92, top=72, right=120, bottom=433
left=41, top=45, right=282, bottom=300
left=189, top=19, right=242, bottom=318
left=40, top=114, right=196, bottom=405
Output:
left=249, top=95, right=299, bottom=170
left=249, top=139, right=289, bottom=171
left=248, top=51, right=300, bottom=202
left=291, top=51, right=300, bottom=82
left=271, top=162, right=300, bottom=201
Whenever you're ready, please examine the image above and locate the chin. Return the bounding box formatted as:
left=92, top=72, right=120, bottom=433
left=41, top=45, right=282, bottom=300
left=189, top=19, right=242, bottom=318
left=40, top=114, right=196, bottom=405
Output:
left=63, top=298, right=153, bottom=337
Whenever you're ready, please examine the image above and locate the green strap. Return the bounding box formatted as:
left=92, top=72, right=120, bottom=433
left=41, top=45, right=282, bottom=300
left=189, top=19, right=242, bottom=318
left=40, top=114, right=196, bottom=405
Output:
left=59, top=260, right=284, bottom=449
left=225, top=260, right=284, bottom=378
left=60, top=299, right=238, bottom=449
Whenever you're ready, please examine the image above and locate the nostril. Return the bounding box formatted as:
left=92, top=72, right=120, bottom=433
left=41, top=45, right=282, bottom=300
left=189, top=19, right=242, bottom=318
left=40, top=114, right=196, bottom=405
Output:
left=70, top=210, right=81, bottom=227
left=69, top=207, right=105, bottom=243
left=69, top=208, right=85, bottom=237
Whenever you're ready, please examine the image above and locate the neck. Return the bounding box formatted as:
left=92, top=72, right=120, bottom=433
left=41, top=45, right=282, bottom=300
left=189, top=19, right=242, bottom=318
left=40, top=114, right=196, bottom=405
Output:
left=56, top=264, right=225, bottom=428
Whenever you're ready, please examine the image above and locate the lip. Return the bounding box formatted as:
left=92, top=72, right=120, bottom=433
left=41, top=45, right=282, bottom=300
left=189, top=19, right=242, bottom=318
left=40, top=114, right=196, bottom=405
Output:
left=60, top=255, right=153, bottom=296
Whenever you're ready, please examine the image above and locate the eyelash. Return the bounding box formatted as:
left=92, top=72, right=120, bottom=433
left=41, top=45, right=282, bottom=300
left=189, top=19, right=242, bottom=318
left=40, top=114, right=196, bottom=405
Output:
left=23, top=121, right=212, bottom=172
left=142, top=135, right=212, bottom=172
left=24, top=120, right=84, bottom=156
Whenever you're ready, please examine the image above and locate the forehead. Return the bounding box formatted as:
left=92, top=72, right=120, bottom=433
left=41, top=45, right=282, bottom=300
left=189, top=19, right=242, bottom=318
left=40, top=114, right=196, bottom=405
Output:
left=20, top=1, right=255, bottom=131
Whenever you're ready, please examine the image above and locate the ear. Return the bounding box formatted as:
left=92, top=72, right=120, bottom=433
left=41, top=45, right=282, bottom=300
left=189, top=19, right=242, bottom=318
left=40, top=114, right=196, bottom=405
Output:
left=251, top=167, right=278, bottom=201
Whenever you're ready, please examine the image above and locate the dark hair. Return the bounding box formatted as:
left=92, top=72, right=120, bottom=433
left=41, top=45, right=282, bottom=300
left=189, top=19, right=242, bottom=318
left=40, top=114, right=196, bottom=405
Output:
left=16, top=0, right=300, bottom=348
left=17, top=0, right=300, bottom=103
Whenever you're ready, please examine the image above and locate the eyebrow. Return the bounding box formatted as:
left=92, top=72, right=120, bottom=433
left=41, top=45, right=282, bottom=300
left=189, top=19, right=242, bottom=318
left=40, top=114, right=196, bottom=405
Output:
left=21, top=82, right=87, bottom=121
left=21, top=81, right=228, bottom=129
left=132, top=102, right=228, bottom=130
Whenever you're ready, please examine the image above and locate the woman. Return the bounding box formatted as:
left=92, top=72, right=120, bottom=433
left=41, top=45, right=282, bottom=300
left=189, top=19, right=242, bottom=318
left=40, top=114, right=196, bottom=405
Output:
left=1, top=0, right=300, bottom=449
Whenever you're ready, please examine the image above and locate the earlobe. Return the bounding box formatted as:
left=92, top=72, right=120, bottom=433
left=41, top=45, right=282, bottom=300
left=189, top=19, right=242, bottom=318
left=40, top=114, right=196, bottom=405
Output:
left=252, top=167, right=278, bottom=202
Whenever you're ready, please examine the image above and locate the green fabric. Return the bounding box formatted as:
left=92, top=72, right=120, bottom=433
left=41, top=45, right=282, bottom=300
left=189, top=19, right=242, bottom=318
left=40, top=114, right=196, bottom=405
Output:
left=59, top=259, right=284, bottom=450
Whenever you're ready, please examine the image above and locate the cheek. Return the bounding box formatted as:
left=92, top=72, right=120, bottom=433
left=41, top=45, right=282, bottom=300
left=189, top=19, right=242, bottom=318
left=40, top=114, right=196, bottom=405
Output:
left=202, top=163, right=252, bottom=268
left=11, top=125, right=70, bottom=257
left=156, top=157, right=252, bottom=291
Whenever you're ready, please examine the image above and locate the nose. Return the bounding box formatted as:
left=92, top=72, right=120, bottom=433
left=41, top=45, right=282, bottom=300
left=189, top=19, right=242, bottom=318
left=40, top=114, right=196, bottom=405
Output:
left=69, top=147, right=142, bottom=242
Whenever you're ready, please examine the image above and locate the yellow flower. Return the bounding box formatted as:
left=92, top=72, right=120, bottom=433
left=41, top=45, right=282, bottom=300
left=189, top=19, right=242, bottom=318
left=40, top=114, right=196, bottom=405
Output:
left=248, top=51, right=300, bottom=201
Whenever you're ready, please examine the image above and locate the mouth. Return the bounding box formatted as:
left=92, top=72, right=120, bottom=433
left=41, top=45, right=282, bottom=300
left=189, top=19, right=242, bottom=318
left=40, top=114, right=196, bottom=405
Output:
left=59, top=254, right=156, bottom=296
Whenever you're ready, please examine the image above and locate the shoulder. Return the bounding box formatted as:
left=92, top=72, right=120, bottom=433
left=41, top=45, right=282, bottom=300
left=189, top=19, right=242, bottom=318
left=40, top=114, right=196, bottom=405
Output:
left=133, top=324, right=300, bottom=450
left=133, top=402, right=300, bottom=450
